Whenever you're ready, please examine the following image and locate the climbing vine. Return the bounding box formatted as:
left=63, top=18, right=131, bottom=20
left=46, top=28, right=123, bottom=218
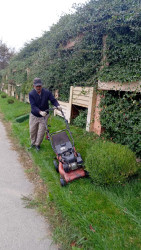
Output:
left=1, top=0, right=141, bottom=98
left=100, top=91, right=141, bottom=157
left=0, top=0, right=141, bottom=154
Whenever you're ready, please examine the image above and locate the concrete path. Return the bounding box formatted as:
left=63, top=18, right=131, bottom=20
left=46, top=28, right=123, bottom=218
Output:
left=0, top=120, right=58, bottom=250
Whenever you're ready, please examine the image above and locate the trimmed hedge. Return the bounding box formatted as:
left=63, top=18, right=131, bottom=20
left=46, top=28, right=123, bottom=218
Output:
left=7, top=98, right=14, bottom=104
left=1, top=94, right=7, bottom=98
left=15, top=114, right=29, bottom=123
left=85, top=140, right=138, bottom=185
left=100, top=91, right=141, bottom=157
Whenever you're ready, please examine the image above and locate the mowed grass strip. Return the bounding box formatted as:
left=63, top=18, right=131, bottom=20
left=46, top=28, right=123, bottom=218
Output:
left=0, top=94, right=140, bottom=250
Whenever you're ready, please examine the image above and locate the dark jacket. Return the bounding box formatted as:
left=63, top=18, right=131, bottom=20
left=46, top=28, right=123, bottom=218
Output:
left=29, top=88, right=59, bottom=117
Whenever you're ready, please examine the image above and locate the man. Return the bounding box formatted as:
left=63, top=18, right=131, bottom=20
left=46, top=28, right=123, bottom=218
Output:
left=29, top=77, right=62, bottom=151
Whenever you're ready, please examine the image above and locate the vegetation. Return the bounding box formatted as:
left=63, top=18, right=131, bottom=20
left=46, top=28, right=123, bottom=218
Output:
left=72, top=109, right=87, bottom=128
left=100, top=91, right=141, bottom=157
left=0, top=0, right=141, bottom=244
left=1, top=93, right=7, bottom=98
left=7, top=98, right=14, bottom=104
left=1, top=0, right=141, bottom=98
left=85, top=140, right=138, bottom=185
left=0, top=0, right=140, bottom=156
left=15, top=113, right=29, bottom=123
left=0, top=95, right=140, bottom=250
left=0, top=40, right=15, bottom=70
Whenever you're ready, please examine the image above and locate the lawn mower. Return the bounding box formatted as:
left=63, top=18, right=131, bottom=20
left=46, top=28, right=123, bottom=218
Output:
left=45, top=107, right=86, bottom=186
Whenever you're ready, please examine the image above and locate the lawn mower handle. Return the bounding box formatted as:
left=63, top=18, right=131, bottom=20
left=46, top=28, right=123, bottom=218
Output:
left=45, top=107, right=69, bottom=128
left=45, top=107, right=56, bottom=112
left=45, top=107, right=74, bottom=147
left=45, top=107, right=67, bottom=123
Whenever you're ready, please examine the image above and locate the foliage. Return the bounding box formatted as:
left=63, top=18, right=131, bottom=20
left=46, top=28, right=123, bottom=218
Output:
left=15, top=113, right=29, bottom=123
left=0, top=97, right=30, bottom=120
left=85, top=140, right=138, bottom=185
left=72, top=109, right=87, bottom=128
left=100, top=91, right=141, bottom=157
left=99, top=31, right=141, bottom=82
left=0, top=0, right=140, bottom=161
left=0, top=40, right=15, bottom=70
left=0, top=96, right=141, bottom=250
left=7, top=98, right=14, bottom=104
left=1, top=93, right=7, bottom=98
left=2, top=0, right=141, bottom=98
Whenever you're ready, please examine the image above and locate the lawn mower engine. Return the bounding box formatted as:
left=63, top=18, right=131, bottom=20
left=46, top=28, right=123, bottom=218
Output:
left=56, top=141, right=83, bottom=173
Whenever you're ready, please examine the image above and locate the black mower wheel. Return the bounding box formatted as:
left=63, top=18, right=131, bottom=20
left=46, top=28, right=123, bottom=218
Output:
left=60, top=178, right=67, bottom=187
left=85, top=170, right=89, bottom=177
left=53, top=160, right=59, bottom=172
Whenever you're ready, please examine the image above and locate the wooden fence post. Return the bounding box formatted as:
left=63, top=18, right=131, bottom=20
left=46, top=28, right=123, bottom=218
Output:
left=86, top=88, right=97, bottom=132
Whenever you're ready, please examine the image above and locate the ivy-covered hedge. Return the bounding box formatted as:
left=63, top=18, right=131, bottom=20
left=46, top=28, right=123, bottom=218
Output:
left=1, top=0, right=141, bottom=100
left=99, top=31, right=141, bottom=82
left=100, top=91, right=141, bottom=157
left=0, top=0, right=140, bottom=155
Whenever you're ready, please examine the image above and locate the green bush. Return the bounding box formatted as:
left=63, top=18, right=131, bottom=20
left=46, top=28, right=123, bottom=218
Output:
left=7, top=98, right=14, bottom=104
left=85, top=141, right=138, bottom=185
left=1, top=94, right=7, bottom=98
left=72, top=110, right=87, bottom=128
left=100, top=91, right=141, bottom=157
left=15, top=114, right=29, bottom=123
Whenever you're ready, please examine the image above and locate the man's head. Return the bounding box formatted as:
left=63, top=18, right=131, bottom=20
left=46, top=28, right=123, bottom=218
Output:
left=33, top=78, right=42, bottom=94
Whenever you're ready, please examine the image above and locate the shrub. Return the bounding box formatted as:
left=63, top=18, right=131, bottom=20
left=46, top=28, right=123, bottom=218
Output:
left=72, top=110, right=87, bottom=128
left=7, top=99, right=14, bottom=104
left=85, top=140, right=138, bottom=185
left=15, top=114, right=29, bottom=123
left=100, top=91, right=141, bottom=157
left=1, top=94, right=7, bottom=98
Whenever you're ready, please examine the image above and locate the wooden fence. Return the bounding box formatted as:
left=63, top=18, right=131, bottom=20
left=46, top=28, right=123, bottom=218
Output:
left=54, top=86, right=97, bottom=132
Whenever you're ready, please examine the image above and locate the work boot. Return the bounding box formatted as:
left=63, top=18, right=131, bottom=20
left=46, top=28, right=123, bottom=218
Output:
left=35, top=145, right=40, bottom=151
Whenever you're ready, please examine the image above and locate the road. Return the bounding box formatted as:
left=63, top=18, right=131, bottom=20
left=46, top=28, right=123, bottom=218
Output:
left=0, top=120, right=58, bottom=250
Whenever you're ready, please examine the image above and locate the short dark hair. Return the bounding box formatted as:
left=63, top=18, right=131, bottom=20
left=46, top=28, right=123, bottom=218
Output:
left=33, top=78, right=42, bottom=86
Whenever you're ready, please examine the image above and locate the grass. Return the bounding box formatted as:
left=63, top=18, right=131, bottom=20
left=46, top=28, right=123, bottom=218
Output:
left=0, top=93, right=140, bottom=250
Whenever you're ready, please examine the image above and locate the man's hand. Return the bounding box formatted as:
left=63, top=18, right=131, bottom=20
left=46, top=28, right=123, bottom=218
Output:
left=39, top=111, right=47, bottom=117
left=57, top=106, right=62, bottom=111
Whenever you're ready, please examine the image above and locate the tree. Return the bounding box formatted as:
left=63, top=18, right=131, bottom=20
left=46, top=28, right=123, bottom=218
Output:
left=0, top=40, right=15, bottom=70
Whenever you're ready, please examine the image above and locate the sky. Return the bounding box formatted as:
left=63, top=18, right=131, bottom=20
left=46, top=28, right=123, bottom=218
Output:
left=0, top=0, right=88, bottom=52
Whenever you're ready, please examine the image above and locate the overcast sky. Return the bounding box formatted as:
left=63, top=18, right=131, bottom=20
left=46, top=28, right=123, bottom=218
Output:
left=0, top=0, right=88, bottom=52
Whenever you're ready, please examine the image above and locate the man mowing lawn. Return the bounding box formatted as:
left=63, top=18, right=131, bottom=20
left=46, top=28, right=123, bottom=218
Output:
left=29, top=77, right=62, bottom=151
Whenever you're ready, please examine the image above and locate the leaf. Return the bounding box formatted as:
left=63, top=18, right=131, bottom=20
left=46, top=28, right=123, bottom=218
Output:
left=71, top=241, right=76, bottom=247
left=89, top=224, right=96, bottom=233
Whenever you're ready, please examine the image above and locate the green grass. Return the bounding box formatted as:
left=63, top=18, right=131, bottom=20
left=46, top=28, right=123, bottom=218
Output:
left=0, top=95, right=30, bottom=120
left=0, top=93, right=140, bottom=250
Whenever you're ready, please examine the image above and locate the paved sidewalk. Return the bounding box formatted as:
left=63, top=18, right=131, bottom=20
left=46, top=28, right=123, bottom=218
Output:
left=0, top=120, right=58, bottom=250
